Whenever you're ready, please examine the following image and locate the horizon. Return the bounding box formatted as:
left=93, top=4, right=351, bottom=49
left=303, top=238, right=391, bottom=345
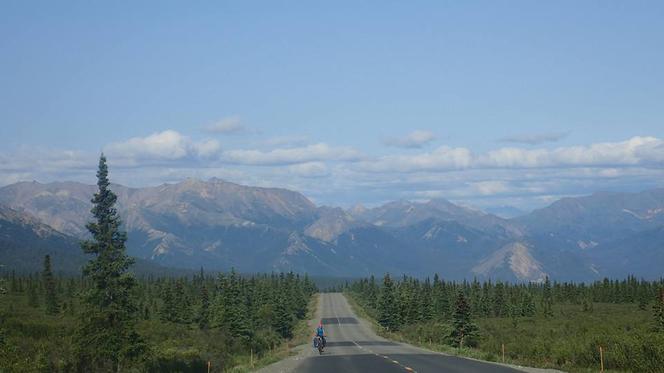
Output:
left=2, top=2, right=664, bottom=211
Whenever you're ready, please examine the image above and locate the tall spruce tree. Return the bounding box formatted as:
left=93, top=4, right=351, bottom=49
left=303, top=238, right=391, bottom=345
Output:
left=378, top=274, right=400, bottom=331
left=542, top=276, right=554, bottom=318
left=451, top=290, right=478, bottom=348
left=42, top=255, right=59, bottom=315
left=76, top=154, right=144, bottom=372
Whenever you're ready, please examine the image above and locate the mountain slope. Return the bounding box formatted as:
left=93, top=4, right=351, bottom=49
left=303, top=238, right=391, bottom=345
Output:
left=352, top=199, right=523, bottom=238
left=515, top=189, right=664, bottom=249
left=0, top=203, right=85, bottom=273
left=2, top=180, right=662, bottom=280
left=585, top=226, right=664, bottom=279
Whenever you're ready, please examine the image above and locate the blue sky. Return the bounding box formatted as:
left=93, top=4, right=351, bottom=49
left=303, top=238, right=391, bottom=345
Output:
left=1, top=1, right=663, bottom=212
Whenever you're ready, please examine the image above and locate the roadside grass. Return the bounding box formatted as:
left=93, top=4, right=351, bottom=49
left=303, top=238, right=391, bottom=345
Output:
left=345, top=293, right=663, bottom=373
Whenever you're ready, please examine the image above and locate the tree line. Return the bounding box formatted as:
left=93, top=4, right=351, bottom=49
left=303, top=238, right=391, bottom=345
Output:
left=347, top=273, right=664, bottom=348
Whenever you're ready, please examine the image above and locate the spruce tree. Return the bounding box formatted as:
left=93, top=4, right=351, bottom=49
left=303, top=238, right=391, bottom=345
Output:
left=520, top=291, right=536, bottom=317
left=451, top=290, right=478, bottom=348
left=42, top=255, right=59, bottom=315
left=10, top=270, right=17, bottom=293
left=493, top=282, right=507, bottom=317
left=197, top=285, right=210, bottom=329
left=160, top=281, right=176, bottom=322
left=378, top=274, right=400, bottom=331
left=432, top=274, right=447, bottom=319
left=654, top=288, right=664, bottom=332
left=541, top=276, right=554, bottom=318
left=173, top=279, right=191, bottom=323
left=638, top=286, right=649, bottom=311
left=27, top=280, right=39, bottom=308
left=225, top=270, right=251, bottom=338
left=75, top=154, right=144, bottom=372
left=272, top=291, right=293, bottom=338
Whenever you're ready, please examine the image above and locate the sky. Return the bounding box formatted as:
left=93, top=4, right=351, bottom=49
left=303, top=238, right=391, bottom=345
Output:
left=1, top=1, right=663, bottom=213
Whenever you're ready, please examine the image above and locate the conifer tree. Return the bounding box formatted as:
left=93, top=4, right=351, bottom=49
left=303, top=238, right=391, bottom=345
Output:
left=378, top=274, right=400, bottom=331
left=160, top=281, right=176, bottom=322
left=27, top=280, right=39, bottom=308
left=75, top=154, right=144, bottom=372
left=420, top=279, right=434, bottom=321
left=542, top=276, right=554, bottom=318
left=638, top=287, right=649, bottom=311
left=42, top=255, right=59, bottom=315
left=654, top=288, right=664, bottom=332
left=434, top=275, right=452, bottom=320
left=451, top=290, right=478, bottom=348
left=272, top=290, right=293, bottom=338
left=173, top=279, right=191, bottom=323
left=10, top=270, right=17, bottom=293
left=520, top=290, right=536, bottom=317
left=198, top=285, right=210, bottom=329
left=493, top=282, right=507, bottom=317
left=367, top=275, right=378, bottom=309
left=226, top=270, right=251, bottom=338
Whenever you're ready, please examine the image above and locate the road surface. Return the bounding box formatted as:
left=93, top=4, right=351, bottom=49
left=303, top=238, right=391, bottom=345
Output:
left=258, top=293, right=559, bottom=373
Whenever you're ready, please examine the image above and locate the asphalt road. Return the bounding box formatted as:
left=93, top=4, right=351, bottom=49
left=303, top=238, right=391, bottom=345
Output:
left=264, top=292, right=531, bottom=373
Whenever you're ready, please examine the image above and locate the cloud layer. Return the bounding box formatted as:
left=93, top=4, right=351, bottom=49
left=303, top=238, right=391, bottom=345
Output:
left=361, top=136, right=664, bottom=172
left=2, top=131, right=663, bottom=211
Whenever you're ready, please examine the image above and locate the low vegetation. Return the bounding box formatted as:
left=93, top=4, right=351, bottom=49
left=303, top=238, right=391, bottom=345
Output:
left=346, top=274, right=664, bottom=373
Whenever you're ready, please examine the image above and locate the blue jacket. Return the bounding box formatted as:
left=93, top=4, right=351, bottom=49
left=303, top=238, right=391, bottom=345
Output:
left=316, top=326, right=325, bottom=336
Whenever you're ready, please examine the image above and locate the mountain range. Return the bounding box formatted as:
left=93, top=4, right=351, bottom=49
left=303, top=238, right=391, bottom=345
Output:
left=1, top=178, right=662, bottom=281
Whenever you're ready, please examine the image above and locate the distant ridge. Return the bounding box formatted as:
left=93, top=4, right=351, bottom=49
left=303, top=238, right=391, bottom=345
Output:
left=1, top=179, right=663, bottom=280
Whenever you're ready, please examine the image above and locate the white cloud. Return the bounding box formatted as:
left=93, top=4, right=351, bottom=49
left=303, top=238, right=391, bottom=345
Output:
left=471, top=181, right=511, bottom=196
left=203, top=116, right=246, bottom=134
left=0, top=147, right=92, bottom=172
left=223, top=143, right=362, bottom=165
left=499, top=131, right=569, bottom=145
left=360, top=136, right=664, bottom=173
left=104, top=130, right=221, bottom=162
left=359, top=146, right=473, bottom=172
left=383, top=130, right=436, bottom=149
